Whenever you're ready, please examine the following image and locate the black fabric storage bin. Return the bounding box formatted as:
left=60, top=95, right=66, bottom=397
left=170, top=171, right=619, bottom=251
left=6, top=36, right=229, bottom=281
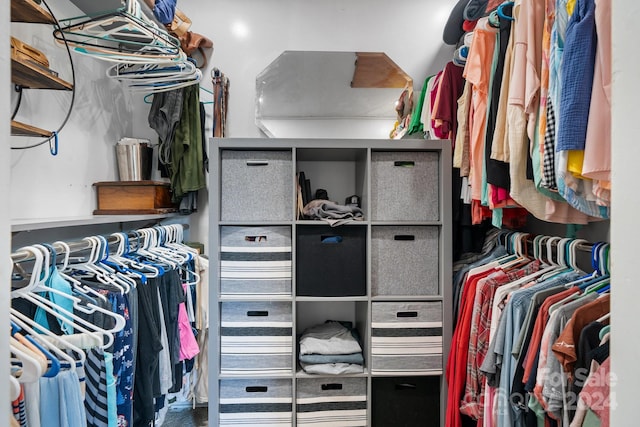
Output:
left=296, top=225, right=366, bottom=296
left=372, top=376, right=440, bottom=427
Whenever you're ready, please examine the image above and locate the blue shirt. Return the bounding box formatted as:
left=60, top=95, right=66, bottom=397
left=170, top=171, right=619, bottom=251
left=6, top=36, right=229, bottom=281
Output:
left=556, top=0, right=597, bottom=151
left=495, top=271, right=581, bottom=427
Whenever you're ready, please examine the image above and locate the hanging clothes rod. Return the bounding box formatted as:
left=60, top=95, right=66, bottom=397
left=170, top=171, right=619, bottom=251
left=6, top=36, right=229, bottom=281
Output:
left=10, top=224, right=189, bottom=263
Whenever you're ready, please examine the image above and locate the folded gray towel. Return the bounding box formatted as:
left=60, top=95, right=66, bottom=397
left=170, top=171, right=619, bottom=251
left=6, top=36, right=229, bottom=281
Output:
left=302, top=199, right=364, bottom=226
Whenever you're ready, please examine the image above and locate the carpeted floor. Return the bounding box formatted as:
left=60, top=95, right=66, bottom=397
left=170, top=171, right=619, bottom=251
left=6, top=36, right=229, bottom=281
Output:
left=162, top=406, right=208, bottom=427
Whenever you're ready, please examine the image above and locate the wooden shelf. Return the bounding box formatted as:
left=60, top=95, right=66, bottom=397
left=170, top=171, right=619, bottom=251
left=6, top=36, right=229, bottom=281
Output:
left=11, top=58, right=73, bottom=90
left=11, top=0, right=55, bottom=24
left=11, top=120, right=52, bottom=137
left=351, top=52, right=413, bottom=88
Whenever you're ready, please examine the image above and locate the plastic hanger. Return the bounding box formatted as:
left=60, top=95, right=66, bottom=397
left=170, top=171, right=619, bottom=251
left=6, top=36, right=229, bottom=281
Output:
left=599, top=325, right=610, bottom=341
left=126, top=69, right=202, bottom=93
left=54, top=240, right=108, bottom=303
left=577, top=243, right=610, bottom=291
left=497, top=1, right=515, bottom=20
left=11, top=324, right=60, bottom=378
left=12, top=246, right=118, bottom=349
left=93, top=235, right=139, bottom=292
left=122, top=234, right=162, bottom=278
left=25, top=273, right=127, bottom=334
left=11, top=309, right=85, bottom=370
left=105, top=232, right=150, bottom=285
left=52, top=0, right=181, bottom=63
left=12, top=288, right=115, bottom=349
left=536, top=236, right=571, bottom=281
left=107, top=55, right=201, bottom=91
left=496, top=231, right=524, bottom=262
left=11, top=334, right=47, bottom=375
left=157, top=225, right=201, bottom=286
left=133, top=228, right=181, bottom=271
left=64, top=236, right=128, bottom=294
left=9, top=374, right=21, bottom=401
left=10, top=336, right=44, bottom=383
left=500, top=232, right=532, bottom=270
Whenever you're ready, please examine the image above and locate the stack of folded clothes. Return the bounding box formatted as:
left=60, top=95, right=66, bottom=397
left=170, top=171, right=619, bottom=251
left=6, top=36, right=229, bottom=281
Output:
left=298, top=320, right=364, bottom=374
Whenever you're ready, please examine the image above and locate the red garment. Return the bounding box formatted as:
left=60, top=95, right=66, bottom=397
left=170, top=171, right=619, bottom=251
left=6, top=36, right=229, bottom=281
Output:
left=463, top=19, right=478, bottom=32
left=460, top=261, right=540, bottom=423
left=446, top=268, right=497, bottom=427
left=460, top=261, right=542, bottom=421
left=432, top=61, right=466, bottom=143
left=430, top=71, right=448, bottom=139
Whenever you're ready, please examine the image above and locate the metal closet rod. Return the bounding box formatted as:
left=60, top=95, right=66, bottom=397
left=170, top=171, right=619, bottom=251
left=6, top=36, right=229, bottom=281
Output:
left=10, top=224, right=190, bottom=263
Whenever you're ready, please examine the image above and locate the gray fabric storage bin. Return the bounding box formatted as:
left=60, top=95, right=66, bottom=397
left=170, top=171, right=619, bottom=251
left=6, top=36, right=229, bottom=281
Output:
left=296, top=377, right=367, bottom=426
left=220, top=226, right=292, bottom=296
left=220, top=378, right=292, bottom=426
left=220, top=301, right=293, bottom=375
left=371, top=302, right=443, bottom=375
left=221, top=150, right=293, bottom=221
left=371, top=226, right=439, bottom=296
left=370, top=151, right=440, bottom=221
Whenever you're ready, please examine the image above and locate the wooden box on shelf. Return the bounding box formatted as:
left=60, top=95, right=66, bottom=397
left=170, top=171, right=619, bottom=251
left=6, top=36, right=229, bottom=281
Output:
left=93, top=181, right=178, bottom=215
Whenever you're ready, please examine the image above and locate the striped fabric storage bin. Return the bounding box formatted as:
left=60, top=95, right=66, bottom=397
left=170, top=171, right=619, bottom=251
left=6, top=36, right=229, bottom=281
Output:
left=220, top=301, right=293, bottom=375
left=220, top=378, right=293, bottom=426
left=296, top=377, right=367, bottom=426
left=220, top=226, right=292, bottom=297
left=371, top=302, right=443, bottom=375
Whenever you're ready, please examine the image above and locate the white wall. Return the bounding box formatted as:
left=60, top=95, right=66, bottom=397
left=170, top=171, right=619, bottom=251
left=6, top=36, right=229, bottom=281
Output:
left=1, top=0, right=11, bottom=418
left=177, top=0, right=459, bottom=138
left=611, top=0, right=639, bottom=424
left=158, top=0, right=459, bottom=253
left=10, top=1, right=138, bottom=221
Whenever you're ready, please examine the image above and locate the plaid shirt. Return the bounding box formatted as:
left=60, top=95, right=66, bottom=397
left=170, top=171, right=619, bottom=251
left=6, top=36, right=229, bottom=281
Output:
left=460, top=260, right=541, bottom=420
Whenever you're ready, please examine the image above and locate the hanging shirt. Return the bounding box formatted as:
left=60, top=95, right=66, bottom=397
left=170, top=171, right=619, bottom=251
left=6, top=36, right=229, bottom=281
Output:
left=581, top=0, right=611, bottom=188
left=178, top=283, right=200, bottom=361
left=551, top=294, right=610, bottom=379
left=534, top=294, right=598, bottom=419
left=432, top=61, right=466, bottom=144
left=464, top=17, right=499, bottom=202
left=495, top=271, right=581, bottom=427
left=459, top=260, right=541, bottom=420
left=34, top=267, right=74, bottom=335
left=171, top=85, right=207, bottom=202
left=453, top=80, right=472, bottom=173
left=556, top=0, right=596, bottom=153
left=538, top=0, right=557, bottom=190
left=108, top=292, right=134, bottom=427
left=484, top=7, right=513, bottom=192
left=506, top=0, right=592, bottom=224
left=445, top=266, right=498, bottom=427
